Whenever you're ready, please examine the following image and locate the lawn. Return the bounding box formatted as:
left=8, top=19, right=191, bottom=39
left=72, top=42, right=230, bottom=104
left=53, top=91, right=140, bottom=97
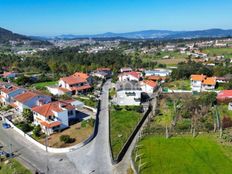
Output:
left=0, top=159, right=31, bottom=174
left=135, top=134, right=232, bottom=174
left=164, top=80, right=191, bottom=90
left=202, top=47, right=232, bottom=58
left=74, top=96, right=97, bottom=108
left=32, top=81, right=57, bottom=89
left=38, top=121, right=93, bottom=148
left=110, top=108, right=142, bottom=159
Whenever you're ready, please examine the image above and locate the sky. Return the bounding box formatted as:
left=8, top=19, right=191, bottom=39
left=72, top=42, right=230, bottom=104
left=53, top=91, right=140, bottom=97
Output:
left=1, top=0, right=232, bottom=36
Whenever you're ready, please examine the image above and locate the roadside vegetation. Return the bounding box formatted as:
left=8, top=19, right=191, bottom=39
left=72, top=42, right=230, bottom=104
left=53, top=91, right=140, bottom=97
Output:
left=202, top=47, right=232, bottom=58
left=110, top=105, right=143, bottom=159
left=0, top=158, right=31, bottom=174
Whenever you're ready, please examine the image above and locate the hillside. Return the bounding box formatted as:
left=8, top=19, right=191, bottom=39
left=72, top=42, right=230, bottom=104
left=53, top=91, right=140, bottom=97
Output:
left=0, top=27, right=31, bottom=43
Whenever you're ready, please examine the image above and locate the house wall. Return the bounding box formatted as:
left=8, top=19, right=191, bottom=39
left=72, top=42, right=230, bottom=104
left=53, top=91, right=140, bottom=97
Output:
left=116, top=90, right=141, bottom=106
left=55, top=110, right=69, bottom=129
left=202, top=84, right=215, bottom=91
left=119, top=75, right=139, bottom=82
left=59, top=80, right=71, bottom=90
left=141, top=84, right=154, bottom=94
left=191, top=80, right=202, bottom=92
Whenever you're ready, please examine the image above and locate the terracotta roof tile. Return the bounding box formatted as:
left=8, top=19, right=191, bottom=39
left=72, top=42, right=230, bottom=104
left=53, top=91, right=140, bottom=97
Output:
left=72, top=72, right=89, bottom=80
left=203, top=77, right=216, bottom=85
left=191, top=74, right=206, bottom=81
left=60, top=76, right=87, bottom=85
left=143, top=80, right=158, bottom=88
left=14, top=92, right=39, bottom=103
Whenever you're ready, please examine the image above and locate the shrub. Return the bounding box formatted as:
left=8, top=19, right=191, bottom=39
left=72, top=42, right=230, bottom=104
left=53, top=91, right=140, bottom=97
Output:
left=33, top=125, right=41, bottom=137
left=88, top=118, right=95, bottom=127
left=59, top=135, right=75, bottom=144
left=17, top=122, right=33, bottom=133
left=176, top=119, right=191, bottom=131
left=81, top=120, right=87, bottom=128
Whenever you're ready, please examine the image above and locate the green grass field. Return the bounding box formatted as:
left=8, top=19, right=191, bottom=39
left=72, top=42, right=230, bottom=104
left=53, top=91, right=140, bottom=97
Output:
left=0, top=159, right=31, bottom=174
left=110, top=108, right=141, bottom=159
left=202, top=47, right=232, bottom=58
left=135, top=135, right=232, bottom=174
left=164, top=80, right=191, bottom=90
left=32, top=81, right=57, bottom=89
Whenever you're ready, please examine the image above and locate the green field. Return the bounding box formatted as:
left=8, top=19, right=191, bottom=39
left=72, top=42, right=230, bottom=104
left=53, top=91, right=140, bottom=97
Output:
left=202, top=47, right=232, bottom=58
left=110, top=108, right=141, bottom=159
left=135, top=135, right=232, bottom=174
left=164, top=80, right=191, bottom=90
left=32, top=81, right=57, bottom=89
left=0, top=159, right=31, bottom=174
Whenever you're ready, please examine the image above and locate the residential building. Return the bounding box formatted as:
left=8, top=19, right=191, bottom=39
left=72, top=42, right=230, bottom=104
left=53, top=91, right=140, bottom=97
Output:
left=144, top=69, right=171, bottom=77
left=190, top=74, right=207, bottom=92
left=32, top=100, right=83, bottom=135
left=202, top=77, right=216, bottom=91
left=120, top=67, right=132, bottom=73
left=72, top=72, right=93, bottom=84
left=58, top=75, right=92, bottom=95
left=118, top=71, right=141, bottom=82
left=217, top=90, right=232, bottom=103
left=114, top=81, right=142, bottom=106
left=13, top=91, right=52, bottom=112
left=2, top=72, right=16, bottom=79
left=140, top=80, right=158, bottom=95
left=0, top=84, right=26, bottom=105
left=147, top=76, right=166, bottom=83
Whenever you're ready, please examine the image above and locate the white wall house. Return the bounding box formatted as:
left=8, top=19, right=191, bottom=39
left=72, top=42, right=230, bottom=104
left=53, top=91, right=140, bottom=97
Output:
left=190, top=74, right=206, bottom=92
left=202, top=77, right=216, bottom=91
left=118, top=72, right=141, bottom=82
left=114, top=81, right=142, bottom=106
left=140, top=80, right=157, bottom=95
left=32, top=100, right=79, bottom=135
left=144, top=69, right=171, bottom=77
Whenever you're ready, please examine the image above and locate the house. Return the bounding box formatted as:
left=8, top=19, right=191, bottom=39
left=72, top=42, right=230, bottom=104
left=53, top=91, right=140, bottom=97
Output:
left=2, top=72, right=16, bottom=79
left=118, top=71, right=141, bottom=82
left=0, top=84, right=26, bottom=105
left=120, top=67, right=132, bottom=73
left=140, top=80, right=158, bottom=95
left=144, top=69, right=171, bottom=77
left=147, top=76, right=166, bottom=83
left=216, top=77, right=230, bottom=83
left=13, top=91, right=52, bottom=112
left=228, top=102, right=232, bottom=111
left=202, top=77, right=216, bottom=91
left=72, top=72, right=93, bottom=84
left=32, top=100, right=82, bottom=135
left=217, top=90, right=232, bottom=103
left=190, top=74, right=207, bottom=92
left=92, top=68, right=112, bottom=79
left=114, top=81, right=142, bottom=106
left=46, top=86, right=72, bottom=96
left=58, top=75, right=92, bottom=95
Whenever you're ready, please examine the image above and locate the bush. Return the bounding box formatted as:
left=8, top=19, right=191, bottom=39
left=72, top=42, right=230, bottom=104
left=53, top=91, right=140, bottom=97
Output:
left=60, top=135, right=75, bottom=144
left=88, top=118, right=95, bottom=127
left=16, top=122, right=33, bottom=133
left=33, top=125, right=41, bottom=137
left=113, top=105, right=123, bottom=111
left=81, top=120, right=87, bottom=128
left=176, top=119, right=191, bottom=131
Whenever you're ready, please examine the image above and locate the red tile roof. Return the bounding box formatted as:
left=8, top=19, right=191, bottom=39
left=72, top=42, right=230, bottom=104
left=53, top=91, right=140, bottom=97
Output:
left=217, top=90, right=232, bottom=101
left=147, top=76, right=166, bottom=81
left=202, top=77, right=216, bottom=85
left=191, top=74, right=206, bottom=81
left=143, top=80, right=158, bottom=88
left=60, top=76, right=87, bottom=85
left=32, top=100, right=75, bottom=117
left=72, top=72, right=89, bottom=80
left=14, top=91, right=39, bottom=103
left=70, top=85, right=92, bottom=91
left=40, top=120, right=61, bottom=128
left=120, top=71, right=140, bottom=79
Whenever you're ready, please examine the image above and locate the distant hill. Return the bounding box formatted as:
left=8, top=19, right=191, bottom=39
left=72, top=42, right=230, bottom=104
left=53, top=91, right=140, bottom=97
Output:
left=0, top=27, right=31, bottom=43
left=0, top=27, right=52, bottom=46
left=50, top=29, right=232, bottom=40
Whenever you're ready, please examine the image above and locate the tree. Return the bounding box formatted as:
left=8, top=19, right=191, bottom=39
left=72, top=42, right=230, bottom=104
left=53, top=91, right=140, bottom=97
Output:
left=160, top=115, right=172, bottom=139
left=33, top=125, right=41, bottom=137
left=22, top=108, right=33, bottom=123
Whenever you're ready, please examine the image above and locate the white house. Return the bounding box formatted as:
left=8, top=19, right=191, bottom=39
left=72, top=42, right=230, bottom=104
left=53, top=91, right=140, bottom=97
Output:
left=190, top=74, right=206, bottom=92
left=0, top=84, right=26, bottom=105
left=118, top=71, right=141, bottom=82
left=144, top=69, right=171, bottom=77
left=58, top=75, right=92, bottom=95
left=32, top=100, right=81, bottom=135
left=140, top=80, right=158, bottom=95
left=47, top=86, right=72, bottom=96
left=114, top=81, right=142, bottom=106
left=13, top=91, right=52, bottom=112
left=202, top=77, right=216, bottom=91
left=120, top=67, right=132, bottom=73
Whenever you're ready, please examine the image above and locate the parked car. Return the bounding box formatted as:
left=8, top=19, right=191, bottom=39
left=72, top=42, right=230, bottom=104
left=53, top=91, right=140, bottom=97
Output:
left=2, top=123, right=11, bottom=129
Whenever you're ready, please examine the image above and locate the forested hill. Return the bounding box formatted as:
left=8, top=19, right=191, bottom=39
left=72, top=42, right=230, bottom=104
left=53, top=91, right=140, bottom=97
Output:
left=0, top=27, right=31, bottom=43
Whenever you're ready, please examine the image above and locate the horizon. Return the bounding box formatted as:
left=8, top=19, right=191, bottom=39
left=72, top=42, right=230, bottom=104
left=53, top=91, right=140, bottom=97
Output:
left=1, top=0, right=232, bottom=36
